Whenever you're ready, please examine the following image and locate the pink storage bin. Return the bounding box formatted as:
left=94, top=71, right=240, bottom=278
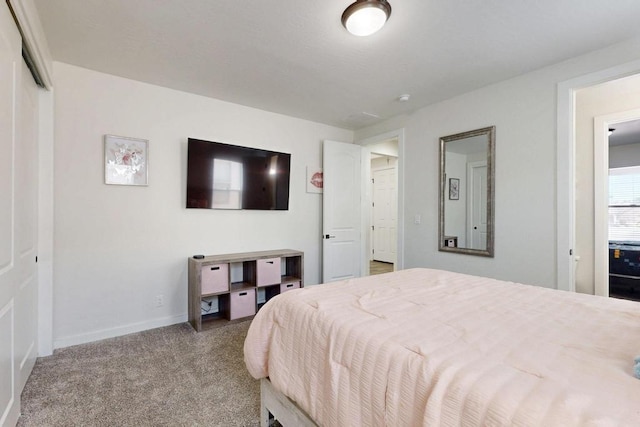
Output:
left=201, top=264, right=229, bottom=295
left=280, top=281, right=300, bottom=293
left=230, top=289, right=256, bottom=320
left=257, top=257, right=281, bottom=286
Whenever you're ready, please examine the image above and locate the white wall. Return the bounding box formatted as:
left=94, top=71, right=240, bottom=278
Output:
left=355, top=36, right=640, bottom=288
left=52, top=62, right=352, bottom=347
left=357, top=73, right=558, bottom=286
left=371, top=156, right=397, bottom=171
left=574, top=73, right=640, bottom=294
left=369, top=139, right=398, bottom=157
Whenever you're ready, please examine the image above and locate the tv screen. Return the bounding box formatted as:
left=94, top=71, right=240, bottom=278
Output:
left=186, top=138, right=291, bottom=210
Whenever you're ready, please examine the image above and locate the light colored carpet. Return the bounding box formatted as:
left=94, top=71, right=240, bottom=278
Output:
left=18, top=321, right=260, bottom=427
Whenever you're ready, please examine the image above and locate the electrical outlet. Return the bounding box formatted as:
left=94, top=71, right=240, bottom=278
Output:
left=155, top=295, right=164, bottom=307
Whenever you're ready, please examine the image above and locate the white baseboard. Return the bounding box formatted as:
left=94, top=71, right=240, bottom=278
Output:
left=53, top=313, right=187, bottom=349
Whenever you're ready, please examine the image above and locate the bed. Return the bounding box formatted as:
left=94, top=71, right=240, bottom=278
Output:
left=243, top=268, right=640, bottom=426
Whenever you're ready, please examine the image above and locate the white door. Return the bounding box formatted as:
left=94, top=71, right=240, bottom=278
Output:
left=468, top=161, right=488, bottom=250
left=372, top=167, right=396, bottom=264
left=0, top=4, right=39, bottom=425
left=322, top=140, right=362, bottom=282
left=16, top=50, right=40, bottom=390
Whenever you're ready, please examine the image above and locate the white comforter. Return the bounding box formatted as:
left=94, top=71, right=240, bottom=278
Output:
left=244, top=268, right=640, bottom=426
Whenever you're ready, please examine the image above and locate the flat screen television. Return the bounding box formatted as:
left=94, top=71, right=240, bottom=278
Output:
left=186, top=138, right=291, bottom=210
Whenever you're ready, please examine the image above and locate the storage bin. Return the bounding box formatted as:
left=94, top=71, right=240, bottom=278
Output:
left=201, top=264, right=229, bottom=295
left=280, top=281, right=300, bottom=293
left=230, top=289, right=256, bottom=320
left=257, top=257, right=281, bottom=286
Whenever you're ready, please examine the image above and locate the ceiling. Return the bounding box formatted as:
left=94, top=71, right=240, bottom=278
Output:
left=609, top=119, right=640, bottom=147
left=32, top=1, right=640, bottom=130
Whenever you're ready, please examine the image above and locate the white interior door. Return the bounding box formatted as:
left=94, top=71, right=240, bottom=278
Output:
left=323, top=140, right=362, bottom=283
left=372, top=167, right=396, bottom=264
left=467, top=161, right=488, bottom=250
left=0, top=4, right=39, bottom=425
left=0, top=5, right=22, bottom=425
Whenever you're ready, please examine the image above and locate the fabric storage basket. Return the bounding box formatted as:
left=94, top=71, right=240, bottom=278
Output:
left=280, top=281, right=300, bottom=293
left=229, top=289, right=256, bottom=320
left=256, top=258, right=281, bottom=286
left=201, top=264, right=229, bottom=295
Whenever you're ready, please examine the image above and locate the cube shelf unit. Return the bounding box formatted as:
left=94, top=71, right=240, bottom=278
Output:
left=188, top=249, right=304, bottom=331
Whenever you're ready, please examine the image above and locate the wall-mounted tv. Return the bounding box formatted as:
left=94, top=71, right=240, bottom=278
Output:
left=186, top=138, right=291, bottom=210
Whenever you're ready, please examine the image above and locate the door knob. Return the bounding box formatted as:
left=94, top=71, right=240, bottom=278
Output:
left=324, top=234, right=336, bottom=239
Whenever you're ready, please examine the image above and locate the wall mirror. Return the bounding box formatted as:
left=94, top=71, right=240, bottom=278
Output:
left=439, top=126, right=495, bottom=257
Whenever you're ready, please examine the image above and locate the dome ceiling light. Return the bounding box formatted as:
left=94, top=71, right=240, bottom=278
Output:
left=341, top=0, right=392, bottom=37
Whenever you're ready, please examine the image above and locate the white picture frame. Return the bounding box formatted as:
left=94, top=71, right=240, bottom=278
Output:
left=104, top=135, right=149, bottom=186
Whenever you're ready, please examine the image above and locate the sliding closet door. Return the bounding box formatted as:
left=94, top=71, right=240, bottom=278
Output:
left=0, top=2, right=39, bottom=425
left=0, top=4, right=23, bottom=424
left=15, top=45, right=40, bottom=390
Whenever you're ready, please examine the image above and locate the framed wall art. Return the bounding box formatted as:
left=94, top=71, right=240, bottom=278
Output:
left=104, top=135, right=149, bottom=186
left=306, top=167, right=323, bottom=193
left=449, top=177, right=459, bottom=200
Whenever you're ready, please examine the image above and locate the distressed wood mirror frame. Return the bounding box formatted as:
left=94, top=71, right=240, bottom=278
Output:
left=438, top=126, right=495, bottom=257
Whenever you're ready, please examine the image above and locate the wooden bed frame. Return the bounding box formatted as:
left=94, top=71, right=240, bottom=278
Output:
left=260, top=378, right=317, bottom=427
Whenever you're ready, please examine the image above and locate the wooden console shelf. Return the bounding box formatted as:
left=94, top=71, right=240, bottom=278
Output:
left=188, top=249, right=304, bottom=331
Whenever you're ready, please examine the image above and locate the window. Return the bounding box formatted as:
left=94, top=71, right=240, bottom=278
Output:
left=609, top=166, right=640, bottom=242
left=212, top=159, right=243, bottom=209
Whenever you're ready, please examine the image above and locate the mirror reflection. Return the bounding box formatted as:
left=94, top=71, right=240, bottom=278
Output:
left=439, top=126, right=495, bottom=257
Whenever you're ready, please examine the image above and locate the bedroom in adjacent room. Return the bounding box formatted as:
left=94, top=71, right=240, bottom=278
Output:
left=575, top=73, right=640, bottom=301
left=607, top=119, right=640, bottom=301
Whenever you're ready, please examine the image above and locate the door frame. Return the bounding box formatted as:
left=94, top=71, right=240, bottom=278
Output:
left=557, top=59, right=640, bottom=292
left=357, top=129, right=405, bottom=275
left=466, top=160, right=487, bottom=249
left=593, top=109, right=640, bottom=297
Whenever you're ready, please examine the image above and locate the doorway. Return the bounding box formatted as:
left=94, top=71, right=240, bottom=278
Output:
left=467, top=160, right=488, bottom=250
left=370, top=148, right=398, bottom=275
left=322, top=130, right=404, bottom=282
left=557, top=60, right=640, bottom=292
left=594, top=114, right=640, bottom=301
left=358, top=129, right=404, bottom=277
left=559, top=62, right=640, bottom=293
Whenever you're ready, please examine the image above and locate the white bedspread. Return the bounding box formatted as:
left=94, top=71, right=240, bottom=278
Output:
left=244, top=268, right=640, bottom=426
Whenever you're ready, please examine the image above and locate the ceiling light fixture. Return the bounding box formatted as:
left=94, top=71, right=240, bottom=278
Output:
left=608, top=128, right=616, bottom=136
left=342, top=0, right=392, bottom=37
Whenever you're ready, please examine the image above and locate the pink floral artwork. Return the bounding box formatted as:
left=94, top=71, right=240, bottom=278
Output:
left=104, top=135, right=148, bottom=185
